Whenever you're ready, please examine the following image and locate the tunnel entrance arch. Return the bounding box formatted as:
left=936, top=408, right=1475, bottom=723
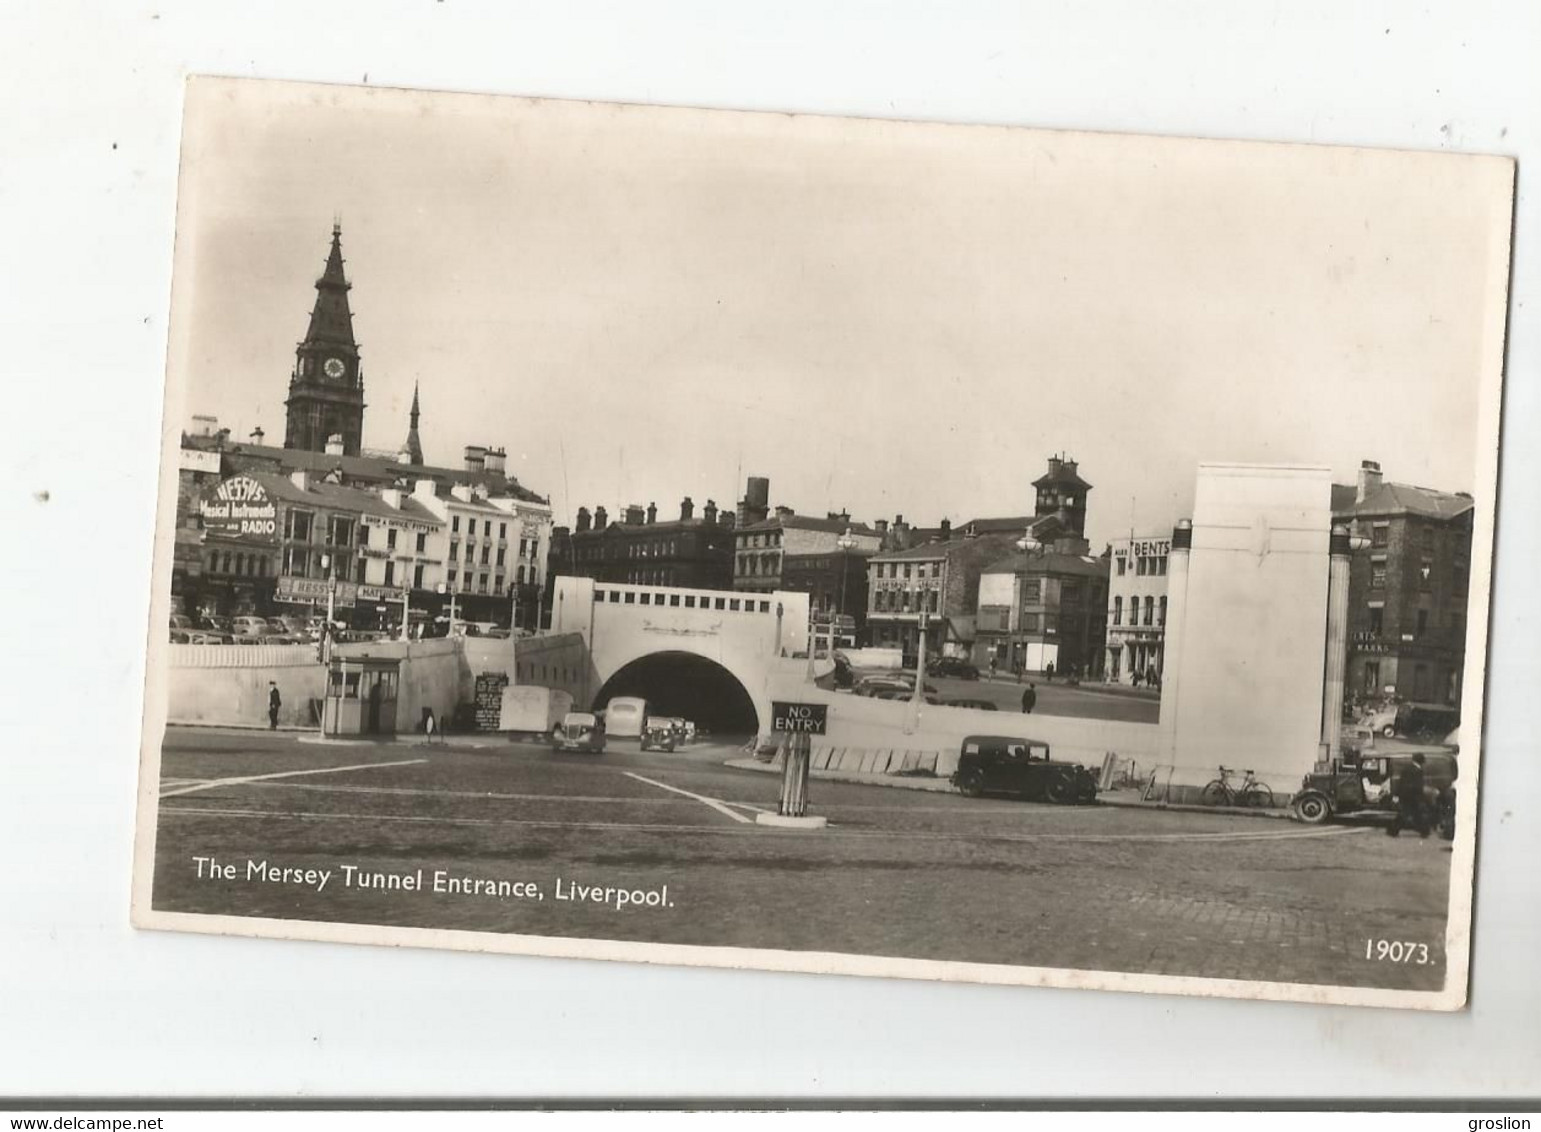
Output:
left=591, top=651, right=760, bottom=735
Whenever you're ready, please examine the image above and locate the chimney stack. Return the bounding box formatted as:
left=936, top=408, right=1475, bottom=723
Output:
left=1356, top=459, right=1383, bottom=504
left=875, top=519, right=889, bottom=535
left=483, top=447, right=506, bottom=475
left=775, top=504, right=794, bottom=519
left=940, top=518, right=952, bottom=541
left=646, top=502, right=657, bottom=525
left=1047, top=455, right=1063, bottom=477
left=680, top=497, right=694, bottom=521
left=463, top=445, right=487, bottom=473
left=703, top=499, right=718, bottom=525
left=739, top=476, right=771, bottom=526
left=576, top=507, right=592, bottom=533
left=250, top=427, right=265, bottom=445
left=594, top=505, right=608, bottom=529
left=624, top=504, right=645, bottom=525
left=290, top=469, right=310, bottom=491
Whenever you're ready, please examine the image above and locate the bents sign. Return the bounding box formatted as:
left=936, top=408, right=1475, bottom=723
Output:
left=200, top=475, right=278, bottom=543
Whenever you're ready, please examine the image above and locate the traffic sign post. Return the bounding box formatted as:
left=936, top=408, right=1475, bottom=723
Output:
left=757, top=701, right=829, bottom=830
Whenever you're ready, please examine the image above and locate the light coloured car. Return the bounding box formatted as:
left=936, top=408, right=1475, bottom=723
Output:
left=602, top=697, right=648, bottom=739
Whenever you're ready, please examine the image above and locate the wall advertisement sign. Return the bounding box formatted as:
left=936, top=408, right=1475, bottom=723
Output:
left=199, top=475, right=279, bottom=543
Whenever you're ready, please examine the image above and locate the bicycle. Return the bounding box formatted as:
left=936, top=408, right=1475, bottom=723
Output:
left=1200, top=765, right=1274, bottom=808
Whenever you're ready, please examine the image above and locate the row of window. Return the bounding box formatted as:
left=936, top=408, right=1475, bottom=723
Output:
left=515, top=661, right=577, bottom=684
left=871, top=590, right=940, bottom=614
left=736, top=552, right=780, bottom=576
left=1112, top=595, right=1166, bottom=627
left=872, top=561, right=941, bottom=580
left=1367, top=556, right=1467, bottom=594
left=626, top=569, right=676, bottom=585
left=740, top=531, right=782, bottom=550
left=1115, top=554, right=1167, bottom=577
left=594, top=589, right=774, bottom=614
left=206, top=551, right=273, bottom=578
left=1364, top=606, right=1465, bottom=640
left=450, top=516, right=511, bottom=540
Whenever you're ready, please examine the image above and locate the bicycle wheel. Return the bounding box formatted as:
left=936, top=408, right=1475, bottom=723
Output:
left=1200, top=781, right=1228, bottom=806
left=1242, top=784, right=1274, bottom=808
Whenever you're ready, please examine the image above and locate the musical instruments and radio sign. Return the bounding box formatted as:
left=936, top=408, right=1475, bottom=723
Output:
left=199, top=475, right=279, bottom=543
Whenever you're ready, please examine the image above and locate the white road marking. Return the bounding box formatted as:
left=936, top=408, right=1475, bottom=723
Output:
left=621, top=771, right=753, bottom=824
left=158, top=758, right=428, bottom=799
left=188, top=780, right=770, bottom=808
left=158, top=802, right=1371, bottom=845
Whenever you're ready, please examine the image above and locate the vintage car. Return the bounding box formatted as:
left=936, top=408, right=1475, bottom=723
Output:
left=927, top=656, right=980, bottom=680
left=1290, top=750, right=1458, bottom=826
left=551, top=711, right=606, bottom=754
left=942, top=697, right=998, bottom=711
left=950, top=734, right=1099, bottom=804
left=639, top=719, right=679, bottom=752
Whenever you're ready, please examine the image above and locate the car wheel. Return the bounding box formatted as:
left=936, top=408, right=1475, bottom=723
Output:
left=1293, top=791, right=1332, bottom=824
left=1381, top=724, right=1396, bottom=738
left=1044, top=771, right=1077, bottom=805
left=956, top=769, right=985, bottom=798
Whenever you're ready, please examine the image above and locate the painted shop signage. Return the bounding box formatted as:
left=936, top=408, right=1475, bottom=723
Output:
left=200, top=475, right=279, bottom=542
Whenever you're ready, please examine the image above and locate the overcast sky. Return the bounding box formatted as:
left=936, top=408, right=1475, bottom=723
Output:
left=167, top=78, right=1510, bottom=549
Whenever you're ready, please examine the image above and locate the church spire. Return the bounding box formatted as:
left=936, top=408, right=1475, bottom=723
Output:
left=401, top=381, right=424, bottom=465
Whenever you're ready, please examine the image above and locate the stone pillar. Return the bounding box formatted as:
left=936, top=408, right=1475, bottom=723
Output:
left=1320, top=524, right=1353, bottom=767
left=1156, top=520, right=1193, bottom=764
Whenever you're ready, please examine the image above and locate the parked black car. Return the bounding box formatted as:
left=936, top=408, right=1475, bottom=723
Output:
left=928, top=656, right=980, bottom=680
left=950, top=735, right=1098, bottom=804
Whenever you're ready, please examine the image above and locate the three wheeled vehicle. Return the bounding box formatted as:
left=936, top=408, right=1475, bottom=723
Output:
left=950, top=734, right=1099, bottom=805
left=1290, top=749, right=1456, bottom=837
left=551, top=711, right=606, bottom=754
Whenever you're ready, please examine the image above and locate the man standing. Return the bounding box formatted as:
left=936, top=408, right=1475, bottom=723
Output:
left=1389, top=753, right=1429, bottom=838
left=268, top=681, right=282, bottom=731
left=1020, top=683, right=1037, bottom=714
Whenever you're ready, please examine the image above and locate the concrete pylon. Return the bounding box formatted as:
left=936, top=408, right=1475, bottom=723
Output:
left=1319, top=525, right=1353, bottom=767
left=1156, top=520, right=1193, bottom=765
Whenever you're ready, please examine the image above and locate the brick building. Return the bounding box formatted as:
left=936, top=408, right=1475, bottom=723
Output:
left=546, top=498, right=738, bottom=604
left=1337, top=460, right=1474, bottom=708
left=733, top=509, right=882, bottom=593
left=974, top=547, right=1109, bottom=678
left=865, top=533, right=1021, bottom=661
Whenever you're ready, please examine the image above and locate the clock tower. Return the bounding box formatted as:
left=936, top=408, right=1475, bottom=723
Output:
left=284, top=223, right=367, bottom=456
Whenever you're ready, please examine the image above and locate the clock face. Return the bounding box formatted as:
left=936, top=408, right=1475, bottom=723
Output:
left=323, top=357, right=346, bottom=379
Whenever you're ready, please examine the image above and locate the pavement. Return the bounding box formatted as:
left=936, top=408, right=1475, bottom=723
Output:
left=146, top=724, right=1457, bottom=992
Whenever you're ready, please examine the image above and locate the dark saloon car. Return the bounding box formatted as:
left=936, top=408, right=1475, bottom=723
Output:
left=928, top=656, right=980, bottom=680
left=551, top=711, right=606, bottom=754
left=951, top=734, right=1099, bottom=804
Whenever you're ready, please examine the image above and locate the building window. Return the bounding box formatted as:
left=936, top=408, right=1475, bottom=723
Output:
left=286, top=510, right=313, bottom=542
left=413, top=564, right=425, bottom=589
left=358, top=526, right=370, bottom=547
left=383, top=561, right=395, bottom=587
left=1116, top=556, right=1126, bottom=576
left=1370, top=558, right=1387, bottom=588
left=1416, top=608, right=1430, bottom=636
left=1156, top=556, right=1167, bottom=576
left=480, top=546, right=490, bottom=565
left=449, top=541, right=459, bottom=561
left=452, top=516, right=460, bottom=533
left=1023, top=579, right=1041, bottom=602
left=1420, top=559, right=1433, bottom=591
left=448, top=569, right=457, bottom=587
left=328, top=516, right=353, bottom=546
left=499, top=522, right=507, bottom=539
left=496, top=548, right=506, bottom=566
left=416, top=532, right=427, bottom=554
left=387, top=529, right=398, bottom=550
left=1369, top=606, right=1384, bottom=635
left=1022, top=612, right=1040, bottom=632
left=1113, top=596, right=1122, bottom=626
left=1062, top=580, right=1083, bottom=603
left=1159, top=596, right=1167, bottom=626
left=1421, top=526, right=1434, bottom=549
left=1371, top=524, right=1389, bottom=548
left=478, top=573, right=489, bottom=594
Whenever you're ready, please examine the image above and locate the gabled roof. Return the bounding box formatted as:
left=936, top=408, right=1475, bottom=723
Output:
left=1335, top=481, right=1475, bottom=522
left=185, top=434, right=549, bottom=504
left=243, top=471, right=443, bottom=525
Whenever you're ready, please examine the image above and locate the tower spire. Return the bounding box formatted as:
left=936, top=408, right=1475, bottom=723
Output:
left=401, top=381, right=424, bottom=465
left=284, top=224, right=367, bottom=456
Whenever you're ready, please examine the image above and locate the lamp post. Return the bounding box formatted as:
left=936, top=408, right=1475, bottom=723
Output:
left=1014, top=529, right=1041, bottom=675
left=437, top=581, right=458, bottom=638
left=836, top=526, right=857, bottom=647
left=1320, top=524, right=1371, bottom=766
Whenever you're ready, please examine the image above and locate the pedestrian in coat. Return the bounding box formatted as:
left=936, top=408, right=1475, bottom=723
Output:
left=267, top=681, right=282, bottom=730
left=1020, top=683, right=1037, bottom=714
left=1388, top=753, right=1430, bottom=837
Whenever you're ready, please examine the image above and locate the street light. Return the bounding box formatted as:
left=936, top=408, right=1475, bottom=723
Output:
left=1011, top=528, right=1041, bottom=674
left=437, top=581, right=458, bottom=637
left=835, top=526, right=857, bottom=649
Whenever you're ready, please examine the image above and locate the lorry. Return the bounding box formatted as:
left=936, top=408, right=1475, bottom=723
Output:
left=498, top=685, right=575, bottom=738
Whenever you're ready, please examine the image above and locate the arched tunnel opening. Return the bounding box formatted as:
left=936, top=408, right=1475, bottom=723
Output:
left=592, top=652, right=759, bottom=736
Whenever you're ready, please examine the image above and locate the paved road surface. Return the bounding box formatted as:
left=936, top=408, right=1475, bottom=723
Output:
left=149, top=726, right=1453, bottom=992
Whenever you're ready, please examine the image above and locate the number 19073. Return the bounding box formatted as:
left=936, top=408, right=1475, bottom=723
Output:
left=1365, top=939, right=1431, bottom=964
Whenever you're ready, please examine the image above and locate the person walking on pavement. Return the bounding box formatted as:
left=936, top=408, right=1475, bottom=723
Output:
left=988, top=656, right=998, bottom=681
left=267, top=681, right=282, bottom=730
left=1020, top=683, right=1037, bottom=714
left=1388, top=753, right=1430, bottom=837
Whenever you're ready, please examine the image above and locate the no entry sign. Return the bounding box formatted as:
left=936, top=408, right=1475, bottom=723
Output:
left=772, top=701, right=827, bottom=735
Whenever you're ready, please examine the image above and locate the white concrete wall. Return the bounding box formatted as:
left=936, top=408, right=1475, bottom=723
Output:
left=1161, top=464, right=1331, bottom=783
left=767, top=673, right=1159, bottom=778
left=166, top=643, right=327, bottom=728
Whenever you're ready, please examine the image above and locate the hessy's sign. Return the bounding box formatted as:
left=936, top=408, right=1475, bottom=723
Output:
left=200, top=475, right=278, bottom=542
left=772, top=701, right=828, bottom=734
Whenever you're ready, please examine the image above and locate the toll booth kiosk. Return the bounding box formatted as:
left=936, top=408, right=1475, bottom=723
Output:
left=323, top=655, right=401, bottom=737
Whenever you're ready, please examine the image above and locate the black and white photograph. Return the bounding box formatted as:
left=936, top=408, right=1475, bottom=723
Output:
left=132, top=75, right=1511, bottom=1010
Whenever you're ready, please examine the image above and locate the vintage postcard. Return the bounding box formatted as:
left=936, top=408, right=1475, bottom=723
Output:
left=133, top=76, right=1513, bottom=1009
